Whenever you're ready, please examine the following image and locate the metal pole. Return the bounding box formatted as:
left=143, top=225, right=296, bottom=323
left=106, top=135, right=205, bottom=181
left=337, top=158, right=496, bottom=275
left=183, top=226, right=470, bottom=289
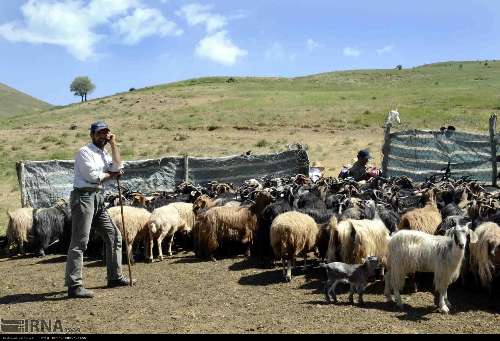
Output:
left=489, top=114, right=498, bottom=187
left=116, top=177, right=133, bottom=286
left=184, top=155, right=189, bottom=182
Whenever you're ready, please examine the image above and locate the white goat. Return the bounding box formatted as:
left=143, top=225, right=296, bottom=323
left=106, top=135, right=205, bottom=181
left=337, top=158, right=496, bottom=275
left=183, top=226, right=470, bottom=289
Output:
left=384, top=109, right=401, bottom=128
left=384, top=221, right=478, bottom=314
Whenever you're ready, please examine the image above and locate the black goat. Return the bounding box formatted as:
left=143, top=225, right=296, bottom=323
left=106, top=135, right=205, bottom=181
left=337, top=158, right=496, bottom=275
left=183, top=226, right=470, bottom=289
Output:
left=32, top=203, right=72, bottom=256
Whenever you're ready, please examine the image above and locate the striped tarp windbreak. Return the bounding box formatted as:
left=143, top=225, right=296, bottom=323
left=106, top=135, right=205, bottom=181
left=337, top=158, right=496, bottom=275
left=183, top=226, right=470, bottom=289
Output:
left=384, top=129, right=494, bottom=183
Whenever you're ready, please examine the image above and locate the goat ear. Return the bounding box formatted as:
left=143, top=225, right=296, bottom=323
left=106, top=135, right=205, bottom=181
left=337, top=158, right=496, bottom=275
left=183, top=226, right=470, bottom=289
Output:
left=468, top=229, right=478, bottom=244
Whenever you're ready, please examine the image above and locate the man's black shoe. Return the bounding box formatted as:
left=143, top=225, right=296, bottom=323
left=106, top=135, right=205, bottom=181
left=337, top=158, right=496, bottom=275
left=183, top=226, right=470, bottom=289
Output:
left=68, top=286, right=94, bottom=299
left=107, top=277, right=136, bottom=288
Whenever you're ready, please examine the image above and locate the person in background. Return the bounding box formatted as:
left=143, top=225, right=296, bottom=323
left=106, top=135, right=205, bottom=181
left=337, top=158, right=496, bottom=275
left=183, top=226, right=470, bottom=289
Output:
left=348, top=149, right=374, bottom=181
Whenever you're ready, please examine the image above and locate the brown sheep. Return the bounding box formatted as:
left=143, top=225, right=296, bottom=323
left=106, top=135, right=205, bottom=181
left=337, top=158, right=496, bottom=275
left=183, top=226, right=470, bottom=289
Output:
left=271, top=212, right=336, bottom=281
left=397, top=189, right=442, bottom=234
left=195, top=191, right=274, bottom=260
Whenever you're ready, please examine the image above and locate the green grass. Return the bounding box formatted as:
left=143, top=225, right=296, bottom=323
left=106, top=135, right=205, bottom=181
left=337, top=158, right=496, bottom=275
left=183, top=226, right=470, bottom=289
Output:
left=1, top=60, right=500, bottom=233
left=0, top=83, right=52, bottom=117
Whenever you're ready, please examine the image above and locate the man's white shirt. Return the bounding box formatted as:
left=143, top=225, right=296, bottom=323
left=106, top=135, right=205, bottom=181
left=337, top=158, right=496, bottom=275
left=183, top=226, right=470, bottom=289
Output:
left=73, top=143, right=123, bottom=189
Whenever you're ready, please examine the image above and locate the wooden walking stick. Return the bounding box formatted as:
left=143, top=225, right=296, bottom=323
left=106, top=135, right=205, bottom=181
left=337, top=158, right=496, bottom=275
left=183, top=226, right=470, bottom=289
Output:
left=116, top=176, right=133, bottom=286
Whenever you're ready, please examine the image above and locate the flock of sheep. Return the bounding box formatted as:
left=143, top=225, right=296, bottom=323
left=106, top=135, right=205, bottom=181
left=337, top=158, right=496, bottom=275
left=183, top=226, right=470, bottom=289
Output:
left=3, top=172, right=500, bottom=314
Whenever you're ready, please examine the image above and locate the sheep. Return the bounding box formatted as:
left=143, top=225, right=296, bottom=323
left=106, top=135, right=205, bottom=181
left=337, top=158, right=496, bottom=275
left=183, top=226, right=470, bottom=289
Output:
left=166, top=202, right=196, bottom=251
left=397, top=189, right=442, bottom=234
left=326, top=200, right=390, bottom=270
left=5, top=207, right=34, bottom=256
left=469, top=222, right=500, bottom=296
left=253, top=198, right=293, bottom=263
left=191, top=194, right=236, bottom=256
left=321, top=256, right=381, bottom=305
left=384, top=222, right=478, bottom=314
left=196, top=191, right=274, bottom=261
left=31, top=203, right=72, bottom=257
left=147, top=204, right=189, bottom=262
left=270, top=212, right=336, bottom=281
left=107, top=206, right=151, bottom=264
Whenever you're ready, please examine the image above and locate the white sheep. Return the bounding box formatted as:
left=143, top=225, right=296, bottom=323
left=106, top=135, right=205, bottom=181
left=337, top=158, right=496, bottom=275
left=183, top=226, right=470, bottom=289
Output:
left=326, top=200, right=390, bottom=270
left=107, top=206, right=151, bottom=263
left=469, top=222, right=500, bottom=295
left=270, top=212, right=334, bottom=281
left=147, top=203, right=191, bottom=262
left=384, top=221, right=478, bottom=313
left=6, top=208, right=34, bottom=256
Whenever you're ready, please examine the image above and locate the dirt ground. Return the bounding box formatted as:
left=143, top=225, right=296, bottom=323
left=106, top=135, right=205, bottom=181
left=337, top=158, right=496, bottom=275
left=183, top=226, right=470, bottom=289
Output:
left=0, top=251, right=499, bottom=334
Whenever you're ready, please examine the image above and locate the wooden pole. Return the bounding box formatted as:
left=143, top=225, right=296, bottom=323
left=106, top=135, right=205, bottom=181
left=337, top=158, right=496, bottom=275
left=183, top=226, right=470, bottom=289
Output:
left=116, top=177, right=133, bottom=286
left=16, top=161, right=27, bottom=207
left=489, top=114, right=498, bottom=187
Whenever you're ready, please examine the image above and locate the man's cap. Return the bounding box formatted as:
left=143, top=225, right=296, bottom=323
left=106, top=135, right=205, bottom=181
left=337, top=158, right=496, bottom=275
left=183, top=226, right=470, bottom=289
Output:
left=90, top=121, right=109, bottom=133
left=357, top=149, right=373, bottom=159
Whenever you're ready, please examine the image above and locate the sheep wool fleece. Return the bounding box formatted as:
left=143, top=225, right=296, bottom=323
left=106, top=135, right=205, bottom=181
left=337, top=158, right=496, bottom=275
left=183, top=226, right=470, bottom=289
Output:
left=65, top=189, right=123, bottom=288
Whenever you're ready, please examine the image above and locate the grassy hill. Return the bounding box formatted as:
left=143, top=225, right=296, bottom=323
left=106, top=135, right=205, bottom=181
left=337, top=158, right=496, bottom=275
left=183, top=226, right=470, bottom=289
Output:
left=1, top=60, right=499, bottom=232
left=0, top=83, right=52, bottom=117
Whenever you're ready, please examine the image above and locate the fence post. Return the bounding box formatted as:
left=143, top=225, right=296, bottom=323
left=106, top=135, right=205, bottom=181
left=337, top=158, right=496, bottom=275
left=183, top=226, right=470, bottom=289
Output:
left=16, top=161, right=27, bottom=207
left=489, top=114, right=498, bottom=186
left=184, top=155, right=189, bottom=182
left=381, top=124, right=392, bottom=176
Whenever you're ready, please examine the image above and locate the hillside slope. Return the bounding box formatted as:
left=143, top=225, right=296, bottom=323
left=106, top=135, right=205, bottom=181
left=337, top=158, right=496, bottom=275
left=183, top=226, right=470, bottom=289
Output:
left=1, top=60, right=499, bottom=230
left=0, top=83, right=52, bottom=117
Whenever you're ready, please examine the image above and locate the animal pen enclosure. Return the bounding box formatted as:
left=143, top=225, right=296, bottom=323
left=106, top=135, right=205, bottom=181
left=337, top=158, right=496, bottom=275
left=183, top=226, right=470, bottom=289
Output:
left=382, top=114, right=500, bottom=185
left=16, top=149, right=309, bottom=208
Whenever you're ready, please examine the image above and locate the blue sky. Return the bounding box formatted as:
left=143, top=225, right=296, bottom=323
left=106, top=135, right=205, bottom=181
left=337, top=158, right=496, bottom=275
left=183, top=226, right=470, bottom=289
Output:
left=1, top=0, right=500, bottom=105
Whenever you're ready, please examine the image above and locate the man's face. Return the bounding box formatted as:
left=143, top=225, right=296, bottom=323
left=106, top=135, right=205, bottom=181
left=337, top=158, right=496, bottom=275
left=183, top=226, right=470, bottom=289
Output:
left=358, top=157, right=369, bottom=166
left=91, top=129, right=110, bottom=148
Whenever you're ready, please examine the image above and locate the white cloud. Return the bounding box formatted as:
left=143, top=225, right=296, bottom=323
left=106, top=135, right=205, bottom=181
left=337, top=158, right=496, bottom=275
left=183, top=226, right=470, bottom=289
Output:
left=306, top=38, right=321, bottom=52
left=176, top=3, right=227, bottom=33
left=265, top=43, right=296, bottom=62
left=377, top=44, right=395, bottom=55
left=0, top=0, right=181, bottom=61
left=113, top=8, right=182, bottom=45
left=195, top=30, right=247, bottom=66
left=343, top=46, right=361, bottom=57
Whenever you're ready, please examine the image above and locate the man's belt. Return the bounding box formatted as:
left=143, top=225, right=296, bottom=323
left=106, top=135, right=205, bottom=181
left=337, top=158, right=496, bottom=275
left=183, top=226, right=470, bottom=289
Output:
left=74, top=187, right=102, bottom=193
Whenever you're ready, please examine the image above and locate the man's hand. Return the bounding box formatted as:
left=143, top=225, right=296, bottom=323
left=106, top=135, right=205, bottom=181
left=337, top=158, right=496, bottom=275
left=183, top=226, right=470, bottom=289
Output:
left=108, top=170, right=124, bottom=179
left=107, top=133, right=117, bottom=147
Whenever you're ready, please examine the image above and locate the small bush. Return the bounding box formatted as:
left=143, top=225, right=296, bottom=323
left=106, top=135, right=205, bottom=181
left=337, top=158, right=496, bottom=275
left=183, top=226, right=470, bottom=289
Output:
left=207, top=125, right=219, bottom=131
left=41, top=136, right=59, bottom=143
left=396, top=65, right=403, bottom=70
left=129, top=88, right=136, bottom=91
left=174, top=134, right=189, bottom=141
left=255, top=139, right=269, bottom=147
